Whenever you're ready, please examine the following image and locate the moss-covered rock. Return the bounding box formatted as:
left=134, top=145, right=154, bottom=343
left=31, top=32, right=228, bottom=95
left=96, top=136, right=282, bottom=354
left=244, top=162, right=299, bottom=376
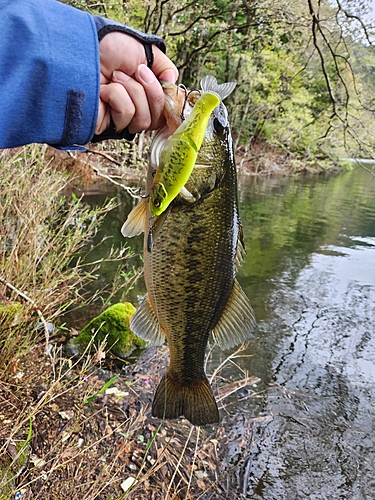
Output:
left=75, top=302, right=146, bottom=358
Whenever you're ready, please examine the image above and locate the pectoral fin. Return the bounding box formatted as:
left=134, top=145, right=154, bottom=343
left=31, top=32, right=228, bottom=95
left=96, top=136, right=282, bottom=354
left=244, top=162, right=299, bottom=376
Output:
left=211, top=279, right=256, bottom=350
left=130, top=295, right=165, bottom=346
left=121, top=199, right=147, bottom=238
left=179, top=186, right=196, bottom=203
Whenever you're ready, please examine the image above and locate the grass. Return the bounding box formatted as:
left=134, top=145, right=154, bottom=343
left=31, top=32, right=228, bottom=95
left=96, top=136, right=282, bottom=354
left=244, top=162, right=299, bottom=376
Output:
left=0, top=145, right=260, bottom=500
left=0, top=145, right=142, bottom=363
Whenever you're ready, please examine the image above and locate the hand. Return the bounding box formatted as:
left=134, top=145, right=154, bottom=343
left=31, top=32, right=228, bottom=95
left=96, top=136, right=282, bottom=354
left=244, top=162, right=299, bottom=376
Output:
left=96, top=31, right=178, bottom=135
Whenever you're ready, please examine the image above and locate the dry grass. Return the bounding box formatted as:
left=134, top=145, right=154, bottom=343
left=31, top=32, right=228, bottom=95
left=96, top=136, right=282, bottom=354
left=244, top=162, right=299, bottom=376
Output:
left=0, top=145, right=139, bottom=367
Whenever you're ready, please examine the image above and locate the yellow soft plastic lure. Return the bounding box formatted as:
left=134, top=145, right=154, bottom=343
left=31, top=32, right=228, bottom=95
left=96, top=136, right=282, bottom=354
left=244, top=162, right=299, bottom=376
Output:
left=149, top=91, right=221, bottom=216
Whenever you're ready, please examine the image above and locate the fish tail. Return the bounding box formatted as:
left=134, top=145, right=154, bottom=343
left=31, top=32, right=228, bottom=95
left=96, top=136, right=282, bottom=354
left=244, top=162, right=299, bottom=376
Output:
left=152, top=372, right=219, bottom=426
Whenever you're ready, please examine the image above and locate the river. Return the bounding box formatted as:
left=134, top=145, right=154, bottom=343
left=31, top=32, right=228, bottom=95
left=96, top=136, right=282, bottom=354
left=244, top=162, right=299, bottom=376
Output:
left=74, top=165, right=375, bottom=499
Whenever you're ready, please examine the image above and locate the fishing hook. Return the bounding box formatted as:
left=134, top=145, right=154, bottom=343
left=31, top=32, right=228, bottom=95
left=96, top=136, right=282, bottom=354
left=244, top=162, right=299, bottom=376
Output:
left=182, top=89, right=201, bottom=121
left=138, top=187, right=149, bottom=199
left=177, top=84, right=188, bottom=121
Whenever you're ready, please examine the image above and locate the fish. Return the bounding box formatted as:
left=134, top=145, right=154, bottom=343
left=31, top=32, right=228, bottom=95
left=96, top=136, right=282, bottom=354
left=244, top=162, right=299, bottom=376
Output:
left=149, top=90, right=221, bottom=216
left=121, top=75, right=256, bottom=426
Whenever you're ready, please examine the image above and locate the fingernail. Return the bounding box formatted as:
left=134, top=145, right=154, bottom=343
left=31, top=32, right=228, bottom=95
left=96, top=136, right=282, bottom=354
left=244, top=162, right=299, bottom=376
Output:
left=138, top=64, right=155, bottom=85
left=159, top=69, right=179, bottom=84
left=113, top=70, right=130, bottom=82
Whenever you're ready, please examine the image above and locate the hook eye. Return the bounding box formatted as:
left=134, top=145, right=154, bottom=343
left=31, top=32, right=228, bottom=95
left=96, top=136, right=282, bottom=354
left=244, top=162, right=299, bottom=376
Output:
left=178, top=83, right=188, bottom=95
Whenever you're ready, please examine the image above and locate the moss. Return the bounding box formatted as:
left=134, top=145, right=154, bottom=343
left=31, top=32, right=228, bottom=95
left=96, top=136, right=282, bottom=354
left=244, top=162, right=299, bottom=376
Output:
left=75, top=302, right=146, bottom=358
left=0, top=302, right=23, bottom=327
left=0, top=461, right=13, bottom=499
left=0, top=442, right=30, bottom=499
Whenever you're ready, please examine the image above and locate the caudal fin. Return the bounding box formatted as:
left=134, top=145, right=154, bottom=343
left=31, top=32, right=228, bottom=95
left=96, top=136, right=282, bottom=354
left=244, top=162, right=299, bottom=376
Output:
left=152, top=372, right=219, bottom=426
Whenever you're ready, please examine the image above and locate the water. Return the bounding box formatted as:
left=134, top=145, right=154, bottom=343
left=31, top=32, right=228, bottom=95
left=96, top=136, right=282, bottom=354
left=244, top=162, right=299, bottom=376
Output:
left=227, top=167, right=375, bottom=499
left=76, top=166, right=375, bottom=499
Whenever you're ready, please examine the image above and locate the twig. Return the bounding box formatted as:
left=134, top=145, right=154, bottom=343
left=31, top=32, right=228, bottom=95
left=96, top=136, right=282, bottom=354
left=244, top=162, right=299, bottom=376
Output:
left=0, top=275, right=50, bottom=352
left=307, top=0, right=338, bottom=116
left=87, top=162, right=142, bottom=199
left=242, top=453, right=253, bottom=496
left=208, top=343, right=249, bottom=383
left=216, top=374, right=259, bottom=404
left=185, top=426, right=200, bottom=499
left=84, top=146, right=122, bottom=166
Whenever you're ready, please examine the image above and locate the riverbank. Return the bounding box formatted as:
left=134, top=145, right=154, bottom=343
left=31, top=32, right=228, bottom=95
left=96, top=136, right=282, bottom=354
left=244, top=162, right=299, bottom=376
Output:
left=1, top=335, right=258, bottom=499
left=0, top=145, right=260, bottom=499
left=0, top=143, right=359, bottom=499
left=235, top=140, right=343, bottom=176
left=47, top=135, right=344, bottom=187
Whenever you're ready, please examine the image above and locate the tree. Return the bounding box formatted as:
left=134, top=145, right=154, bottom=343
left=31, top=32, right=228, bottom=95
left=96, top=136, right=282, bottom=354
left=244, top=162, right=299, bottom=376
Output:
left=64, top=0, right=375, bottom=163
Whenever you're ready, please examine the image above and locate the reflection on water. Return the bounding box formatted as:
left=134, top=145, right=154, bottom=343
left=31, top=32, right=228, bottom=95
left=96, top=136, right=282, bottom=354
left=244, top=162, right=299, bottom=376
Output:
left=226, top=167, right=375, bottom=499
left=76, top=166, right=375, bottom=498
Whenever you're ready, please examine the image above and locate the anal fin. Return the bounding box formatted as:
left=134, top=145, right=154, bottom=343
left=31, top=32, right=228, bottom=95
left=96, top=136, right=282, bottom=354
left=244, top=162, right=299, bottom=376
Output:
left=211, top=279, right=256, bottom=350
left=130, top=295, right=165, bottom=346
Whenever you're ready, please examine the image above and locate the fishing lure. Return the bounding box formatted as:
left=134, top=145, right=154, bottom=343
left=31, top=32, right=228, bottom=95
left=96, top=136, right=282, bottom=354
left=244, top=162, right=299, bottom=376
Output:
left=149, top=91, right=221, bottom=216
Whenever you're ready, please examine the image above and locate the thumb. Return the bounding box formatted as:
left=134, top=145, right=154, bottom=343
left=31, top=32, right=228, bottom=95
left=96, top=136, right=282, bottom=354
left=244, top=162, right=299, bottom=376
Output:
left=151, top=47, right=179, bottom=84
left=158, top=68, right=179, bottom=84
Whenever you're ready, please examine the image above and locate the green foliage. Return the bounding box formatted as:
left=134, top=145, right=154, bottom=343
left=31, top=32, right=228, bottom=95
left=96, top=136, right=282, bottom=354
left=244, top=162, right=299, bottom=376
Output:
left=84, top=373, right=120, bottom=403
left=75, top=302, right=147, bottom=357
left=144, top=0, right=375, bottom=160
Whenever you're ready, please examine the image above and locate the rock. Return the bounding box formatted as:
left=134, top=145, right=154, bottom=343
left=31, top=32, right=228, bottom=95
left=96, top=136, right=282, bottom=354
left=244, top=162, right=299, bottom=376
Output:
left=74, top=302, right=146, bottom=358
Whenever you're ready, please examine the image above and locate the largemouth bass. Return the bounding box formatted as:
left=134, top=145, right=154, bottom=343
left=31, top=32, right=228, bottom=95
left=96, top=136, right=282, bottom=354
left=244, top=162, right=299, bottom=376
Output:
left=149, top=91, right=220, bottom=216
left=122, top=75, right=256, bottom=426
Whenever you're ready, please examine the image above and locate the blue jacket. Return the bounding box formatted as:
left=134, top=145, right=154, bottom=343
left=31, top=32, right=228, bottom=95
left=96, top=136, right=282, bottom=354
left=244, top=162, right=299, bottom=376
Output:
left=0, top=0, right=100, bottom=149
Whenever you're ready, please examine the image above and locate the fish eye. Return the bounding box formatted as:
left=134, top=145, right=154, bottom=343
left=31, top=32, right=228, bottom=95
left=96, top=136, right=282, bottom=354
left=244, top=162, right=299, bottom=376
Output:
left=213, top=117, right=225, bottom=134
left=154, top=199, right=161, bottom=208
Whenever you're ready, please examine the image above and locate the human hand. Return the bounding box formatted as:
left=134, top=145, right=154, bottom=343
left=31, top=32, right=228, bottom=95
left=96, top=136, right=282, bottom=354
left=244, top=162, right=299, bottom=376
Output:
left=96, top=32, right=178, bottom=135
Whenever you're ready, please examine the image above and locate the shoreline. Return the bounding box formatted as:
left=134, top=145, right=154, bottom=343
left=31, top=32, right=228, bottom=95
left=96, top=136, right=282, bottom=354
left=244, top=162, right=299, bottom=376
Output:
left=45, top=138, right=348, bottom=188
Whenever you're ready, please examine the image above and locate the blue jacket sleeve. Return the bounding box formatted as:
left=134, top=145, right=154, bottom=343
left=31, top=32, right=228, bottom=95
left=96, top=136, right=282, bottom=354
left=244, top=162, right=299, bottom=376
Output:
left=0, top=0, right=99, bottom=149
